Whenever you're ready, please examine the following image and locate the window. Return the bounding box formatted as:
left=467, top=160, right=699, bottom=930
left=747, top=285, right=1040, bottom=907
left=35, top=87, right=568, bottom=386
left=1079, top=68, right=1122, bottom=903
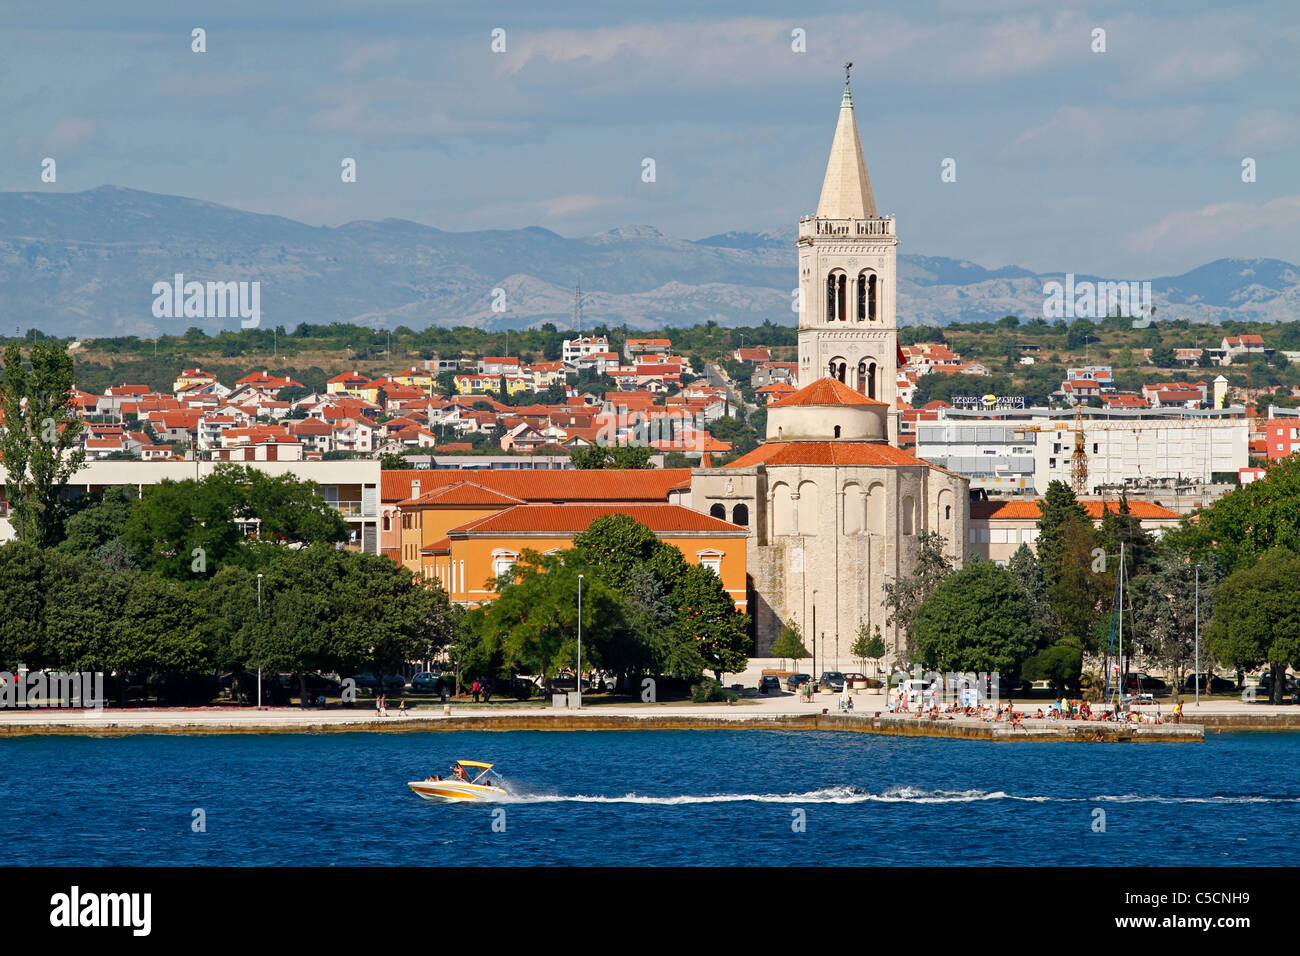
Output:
left=697, top=550, right=724, bottom=576
left=710, top=503, right=726, bottom=520
left=834, top=425, right=841, bottom=438
left=731, top=503, right=749, bottom=527
left=492, top=550, right=519, bottom=579
left=382, top=515, right=391, bottom=532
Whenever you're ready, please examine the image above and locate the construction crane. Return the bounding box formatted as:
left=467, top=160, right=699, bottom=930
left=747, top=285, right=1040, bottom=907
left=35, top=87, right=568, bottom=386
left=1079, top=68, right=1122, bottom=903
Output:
left=1015, top=403, right=1089, bottom=495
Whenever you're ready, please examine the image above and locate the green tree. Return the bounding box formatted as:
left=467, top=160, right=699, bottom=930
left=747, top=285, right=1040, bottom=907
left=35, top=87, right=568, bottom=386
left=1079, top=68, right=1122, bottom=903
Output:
left=850, top=620, right=885, bottom=674
left=1096, top=494, right=1154, bottom=580
left=42, top=550, right=130, bottom=675
left=471, top=550, right=627, bottom=685
left=111, top=575, right=208, bottom=680
left=884, top=530, right=954, bottom=662
left=912, top=561, right=1043, bottom=676
left=1129, top=547, right=1220, bottom=693
left=1035, top=480, right=1089, bottom=586
left=569, top=445, right=653, bottom=469
left=1164, top=456, right=1300, bottom=574
left=1022, top=645, right=1083, bottom=698
left=0, top=541, right=46, bottom=669
left=1207, top=549, right=1300, bottom=704
left=673, top=562, right=750, bottom=681
left=1047, top=517, right=1107, bottom=650
left=58, top=486, right=137, bottom=556
left=771, top=621, right=810, bottom=669
left=1066, top=318, right=1096, bottom=350
left=1150, top=345, right=1176, bottom=368
left=0, top=340, right=86, bottom=545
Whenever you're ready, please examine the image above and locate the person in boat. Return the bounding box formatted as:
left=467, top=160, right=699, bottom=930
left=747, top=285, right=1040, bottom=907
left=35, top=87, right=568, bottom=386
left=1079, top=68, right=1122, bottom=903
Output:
left=452, top=764, right=469, bottom=782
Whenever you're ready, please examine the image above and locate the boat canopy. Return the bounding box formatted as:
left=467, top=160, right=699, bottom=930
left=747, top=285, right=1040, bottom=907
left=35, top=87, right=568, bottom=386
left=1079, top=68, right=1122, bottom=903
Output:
left=456, top=760, right=494, bottom=769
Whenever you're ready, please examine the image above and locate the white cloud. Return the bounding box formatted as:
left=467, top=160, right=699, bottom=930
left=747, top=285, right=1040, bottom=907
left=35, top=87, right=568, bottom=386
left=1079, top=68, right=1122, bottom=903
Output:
left=1001, top=105, right=1208, bottom=162
left=1224, top=109, right=1300, bottom=155
left=43, top=118, right=95, bottom=151
left=1124, top=195, right=1300, bottom=256
left=340, top=42, right=399, bottom=74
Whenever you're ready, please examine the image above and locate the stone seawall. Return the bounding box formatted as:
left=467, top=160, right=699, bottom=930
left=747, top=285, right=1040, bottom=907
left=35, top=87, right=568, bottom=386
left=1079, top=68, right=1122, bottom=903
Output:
left=0, top=710, right=1204, bottom=741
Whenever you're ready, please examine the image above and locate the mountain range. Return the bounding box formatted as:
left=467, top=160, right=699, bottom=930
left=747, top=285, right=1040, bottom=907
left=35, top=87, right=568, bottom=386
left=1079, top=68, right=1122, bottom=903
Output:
left=2, top=186, right=1296, bottom=338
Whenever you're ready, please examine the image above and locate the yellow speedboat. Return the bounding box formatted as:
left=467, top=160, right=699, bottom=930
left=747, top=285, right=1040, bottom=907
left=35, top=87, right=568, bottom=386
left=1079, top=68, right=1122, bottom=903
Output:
left=408, top=760, right=508, bottom=802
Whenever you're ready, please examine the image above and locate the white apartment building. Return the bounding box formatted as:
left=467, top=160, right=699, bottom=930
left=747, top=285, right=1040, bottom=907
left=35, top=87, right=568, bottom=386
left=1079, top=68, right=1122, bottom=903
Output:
left=917, top=407, right=1249, bottom=495
left=561, top=336, right=609, bottom=364
left=0, top=460, right=382, bottom=552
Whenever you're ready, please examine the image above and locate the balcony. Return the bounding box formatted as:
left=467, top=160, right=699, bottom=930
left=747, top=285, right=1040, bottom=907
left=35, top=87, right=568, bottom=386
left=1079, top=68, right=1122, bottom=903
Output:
left=799, top=215, right=895, bottom=239
left=333, top=500, right=367, bottom=517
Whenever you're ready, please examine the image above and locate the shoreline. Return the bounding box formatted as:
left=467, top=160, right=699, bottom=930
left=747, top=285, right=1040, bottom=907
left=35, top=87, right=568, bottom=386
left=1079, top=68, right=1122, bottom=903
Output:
left=0, top=706, right=1243, bottom=741
left=4, top=690, right=1299, bottom=740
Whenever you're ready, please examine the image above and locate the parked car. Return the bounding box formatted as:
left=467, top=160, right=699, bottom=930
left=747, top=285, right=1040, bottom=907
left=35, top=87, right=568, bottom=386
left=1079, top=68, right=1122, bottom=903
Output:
left=346, top=672, right=406, bottom=692
left=898, top=678, right=935, bottom=704
left=1255, top=673, right=1298, bottom=696
left=1183, top=673, right=1237, bottom=694
left=409, top=672, right=441, bottom=692
left=759, top=675, right=782, bottom=694
left=992, top=676, right=1031, bottom=695
left=842, top=672, right=879, bottom=688
left=785, top=673, right=812, bottom=692
left=1122, top=672, right=1167, bottom=692
left=819, top=671, right=846, bottom=692
left=550, top=673, right=591, bottom=693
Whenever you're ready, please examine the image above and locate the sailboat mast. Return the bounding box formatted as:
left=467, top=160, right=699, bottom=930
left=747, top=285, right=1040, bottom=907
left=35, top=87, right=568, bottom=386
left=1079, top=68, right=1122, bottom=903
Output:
left=1117, top=540, right=1125, bottom=707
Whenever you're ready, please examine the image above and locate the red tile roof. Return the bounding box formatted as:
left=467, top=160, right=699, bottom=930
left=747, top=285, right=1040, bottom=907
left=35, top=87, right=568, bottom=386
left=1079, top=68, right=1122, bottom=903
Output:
left=768, top=377, right=888, bottom=408
left=727, top=441, right=951, bottom=471
left=380, top=467, right=691, bottom=503
left=403, top=481, right=526, bottom=507
left=970, top=499, right=1180, bottom=520
left=448, top=503, right=746, bottom=536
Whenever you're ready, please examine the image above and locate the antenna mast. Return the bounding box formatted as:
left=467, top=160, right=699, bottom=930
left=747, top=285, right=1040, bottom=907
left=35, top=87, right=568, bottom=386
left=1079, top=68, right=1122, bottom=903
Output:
left=572, top=276, right=584, bottom=334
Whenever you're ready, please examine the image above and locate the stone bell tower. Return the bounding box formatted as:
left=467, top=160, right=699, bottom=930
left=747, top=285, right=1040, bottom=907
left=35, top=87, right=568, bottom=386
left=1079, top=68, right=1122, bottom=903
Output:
left=796, top=64, right=900, bottom=443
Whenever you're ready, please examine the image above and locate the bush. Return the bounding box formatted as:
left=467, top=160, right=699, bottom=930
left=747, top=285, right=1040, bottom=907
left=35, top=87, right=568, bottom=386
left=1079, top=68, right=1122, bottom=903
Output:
left=691, top=679, right=725, bottom=703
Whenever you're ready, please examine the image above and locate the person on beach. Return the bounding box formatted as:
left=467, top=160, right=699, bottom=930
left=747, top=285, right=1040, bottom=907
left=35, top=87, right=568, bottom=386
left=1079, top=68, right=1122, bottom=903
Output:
left=472, top=680, right=481, bottom=703
left=1174, top=699, right=1183, bottom=724
left=398, top=698, right=407, bottom=715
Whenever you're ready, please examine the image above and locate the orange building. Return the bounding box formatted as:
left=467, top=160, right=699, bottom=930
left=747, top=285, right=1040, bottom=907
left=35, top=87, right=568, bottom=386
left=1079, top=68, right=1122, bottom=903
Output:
left=384, top=468, right=747, bottom=611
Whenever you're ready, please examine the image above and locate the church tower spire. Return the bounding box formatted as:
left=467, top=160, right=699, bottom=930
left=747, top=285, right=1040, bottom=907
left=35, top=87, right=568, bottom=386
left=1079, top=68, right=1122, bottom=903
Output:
left=796, top=67, right=900, bottom=443
left=816, top=64, right=877, bottom=219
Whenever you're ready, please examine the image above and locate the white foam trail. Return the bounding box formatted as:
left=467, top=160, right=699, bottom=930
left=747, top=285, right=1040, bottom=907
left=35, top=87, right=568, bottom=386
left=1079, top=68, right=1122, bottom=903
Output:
left=499, top=787, right=1300, bottom=806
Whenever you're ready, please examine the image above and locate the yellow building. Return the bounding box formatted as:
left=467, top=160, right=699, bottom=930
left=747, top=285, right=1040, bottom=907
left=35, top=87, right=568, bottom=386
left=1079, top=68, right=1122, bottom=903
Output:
left=392, top=367, right=437, bottom=395
left=326, top=371, right=374, bottom=399
left=454, top=374, right=501, bottom=395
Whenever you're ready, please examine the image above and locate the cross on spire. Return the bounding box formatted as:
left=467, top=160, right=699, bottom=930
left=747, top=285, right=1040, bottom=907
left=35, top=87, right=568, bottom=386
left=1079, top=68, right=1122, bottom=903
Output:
left=844, top=61, right=853, bottom=87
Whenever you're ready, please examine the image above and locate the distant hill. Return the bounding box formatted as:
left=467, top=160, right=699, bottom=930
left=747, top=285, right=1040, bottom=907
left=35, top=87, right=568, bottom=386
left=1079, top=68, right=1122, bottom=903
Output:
left=1, top=186, right=1296, bottom=337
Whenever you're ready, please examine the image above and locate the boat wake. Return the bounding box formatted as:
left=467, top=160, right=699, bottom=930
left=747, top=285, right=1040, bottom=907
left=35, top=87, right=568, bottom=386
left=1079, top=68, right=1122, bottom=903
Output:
left=500, top=786, right=1300, bottom=806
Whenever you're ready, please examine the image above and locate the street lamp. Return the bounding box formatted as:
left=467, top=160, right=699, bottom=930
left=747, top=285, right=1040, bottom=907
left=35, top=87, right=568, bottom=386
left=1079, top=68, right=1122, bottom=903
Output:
left=256, top=573, right=263, bottom=711
left=882, top=572, right=891, bottom=697
left=811, top=589, right=818, bottom=683
left=1194, top=563, right=1200, bottom=708
left=576, top=573, right=584, bottom=710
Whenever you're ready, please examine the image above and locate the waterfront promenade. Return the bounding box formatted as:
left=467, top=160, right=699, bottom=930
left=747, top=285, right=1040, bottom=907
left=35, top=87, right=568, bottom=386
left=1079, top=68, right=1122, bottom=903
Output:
left=3, top=689, right=1297, bottom=740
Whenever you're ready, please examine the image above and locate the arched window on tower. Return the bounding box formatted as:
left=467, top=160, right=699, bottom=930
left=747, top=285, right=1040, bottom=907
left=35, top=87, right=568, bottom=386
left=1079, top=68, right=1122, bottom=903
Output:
left=856, top=360, right=868, bottom=395
left=857, top=271, right=869, bottom=321
left=836, top=274, right=847, bottom=321
left=826, top=274, right=836, bottom=322
left=867, top=361, right=877, bottom=400
left=868, top=274, right=878, bottom=321
left=709, top=503, right=726, bottom=520
left=732, top=503, right=749, bottom=527
left=834, top=424, right=841, bottom=438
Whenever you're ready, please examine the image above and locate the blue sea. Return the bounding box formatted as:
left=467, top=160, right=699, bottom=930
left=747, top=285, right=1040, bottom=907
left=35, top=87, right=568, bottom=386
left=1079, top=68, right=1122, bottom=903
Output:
left=2, top=730, right=1295, bottom=866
